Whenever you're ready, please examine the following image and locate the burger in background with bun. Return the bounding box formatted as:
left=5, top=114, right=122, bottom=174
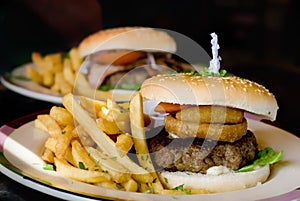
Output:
left=77, top=27, right=192, bottom=91
left=140, top=33, right=283, bottom=193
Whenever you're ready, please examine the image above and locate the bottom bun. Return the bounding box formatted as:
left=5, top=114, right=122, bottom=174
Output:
left=158, top=165, right=270, bottom=193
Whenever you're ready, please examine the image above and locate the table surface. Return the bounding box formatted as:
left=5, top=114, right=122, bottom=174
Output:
left=0, top=80, right=299, bottom=201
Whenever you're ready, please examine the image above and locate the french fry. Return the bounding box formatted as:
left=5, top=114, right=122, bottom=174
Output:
left=31, top=52, right=45, bottom=72
left=80, top=96, right=130, bottom=133
left=31, top=52, right=56, bottom=87
left=71, top=140, right=98, bottom=171
left=130, top=92, right=154, bottom=171
left=69, top=48, right=82, bottom=71
left=74, top=73, right=133, bottom=102
left=106, top=98, right=120, bottom=111
left=63, top=146, right=76, bottom=166
left=41, top=148, right=54, bottom=163
left=130, top=92, right=164, bottom=193
left=50, top=80, right=60, bottom=92
left=63, top=58, right=76, bottom=85
left=98, top=104, right=131, bottom=133
left=119, top=102, right=130, bottom=109
left=138, top=182, right=150, bottom=193
left=44, top=53, right=62, bottom=66
left=37, top=114, right=62, bottom=138
left=73, top=73, right=112, bottom=100
left=86, top=146, right=131, bottom=184
left=53, top=63, right=63, bottom=73
left=114, top=111, right=131, bottom=133
left=71, top=126, right=79, bottom=138
left=121, top=178, right=138, bottom=192
left=42, top=57, right=53, bottom=72
left=42, top=71, right=54, bottom=87
left=28, top=51, right=79, bottom=95
left=51, top=72, right=73, bottom=94
left=62, top=93, right=153, bottom=183
left=63, top=93, right=120, bottom=153
left=55, top=124, right=74, bottom=159
left=44, top=137, right=57, bottom=153
left=28, top=50, right=85, bottom=96
left=74, top=125, right=95, bottom=146
left=26, top=65, right=43, bottom=84
left=54, top=157, right=111, bottom=183
left=49, top=106, right=73, bottom=126
left=79, top=96, right=107, bottom=118
left=115, top=133, right=133, bottom=157
left=96, top=118, right=120, bottom=134
left=34, top=119, right=48, bottom=133
left=99, top=107, right=113, bottom=121
left=106, top=99, right=131, bottom=131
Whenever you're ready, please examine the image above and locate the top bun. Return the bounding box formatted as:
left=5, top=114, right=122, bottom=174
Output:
left=140, top=73, right=278, bottom=121
left=78, top=27, right=176, bottom=58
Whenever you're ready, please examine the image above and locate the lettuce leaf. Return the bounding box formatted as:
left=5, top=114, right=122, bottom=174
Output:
left=98, top=83, right=141, bottom=91
left=237, top=147, right=283, bottom=172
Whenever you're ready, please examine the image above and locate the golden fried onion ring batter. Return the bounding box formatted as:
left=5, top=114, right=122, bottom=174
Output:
left=176, top=106, right=244, bottom=124
left=165, top=115, right=247, bottom=143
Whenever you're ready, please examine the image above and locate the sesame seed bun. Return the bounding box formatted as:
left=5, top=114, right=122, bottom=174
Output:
left=78, top=27, right=176, bottom=58
left=140, top=73, right=278, bottom=121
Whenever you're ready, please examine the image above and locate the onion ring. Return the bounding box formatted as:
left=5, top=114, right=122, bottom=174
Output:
left=176, top=106, right=244, bottom=124
left=165, top=115, right=247, bottom=142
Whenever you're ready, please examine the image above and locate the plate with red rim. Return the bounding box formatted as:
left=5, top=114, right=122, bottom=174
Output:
left=1, top=111, right=300, bottom=201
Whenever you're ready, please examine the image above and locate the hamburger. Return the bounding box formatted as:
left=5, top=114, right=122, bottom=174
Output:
left=77, top=27, right=192, bottom=91
left=140, top=72, right=282, bottom=193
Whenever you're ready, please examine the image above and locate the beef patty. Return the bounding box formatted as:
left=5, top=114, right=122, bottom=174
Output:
left=148, top=128, right=257, bottom=173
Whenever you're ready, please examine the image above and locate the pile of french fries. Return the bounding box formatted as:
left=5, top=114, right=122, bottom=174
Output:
left=26, top=48, right=82, bottom=95
left=35, top=92, right=207, bottom=195
left=25, top=49, right=135, bottom=102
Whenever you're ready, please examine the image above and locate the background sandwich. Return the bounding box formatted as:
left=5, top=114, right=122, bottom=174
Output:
left=77, top=27, right=192, bottom=91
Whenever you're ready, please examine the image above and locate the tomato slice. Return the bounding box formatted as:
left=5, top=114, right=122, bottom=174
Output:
left=154, top=102, right=182, bottom=113
left=98, top=51, right=144, bottom=65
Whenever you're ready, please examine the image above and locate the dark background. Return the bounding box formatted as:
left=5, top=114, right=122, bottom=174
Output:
left=0, top=0, right=299, bottom=133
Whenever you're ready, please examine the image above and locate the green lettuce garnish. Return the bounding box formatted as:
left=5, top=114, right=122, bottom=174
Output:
left=178, top=67, right=228, bottom=77
left=98, top=83, right=141, bottom=91
left=196, top=67, right=228, bottom=77
left=172, top=184, right=191, bottom=194
left=78, top=162, right=88, bottom=170
left=237, top=147, right=283, bottom=172
left=5, top=72, right=31, bottom=81
left=61, top=52, right=70, bottom=59
left=43, top=163, right=54, bottom=171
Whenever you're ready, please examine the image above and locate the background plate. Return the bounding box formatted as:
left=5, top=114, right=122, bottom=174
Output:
left=1, top=64, right=62, bottom=104
left=1, top=64, right=137, bottom=104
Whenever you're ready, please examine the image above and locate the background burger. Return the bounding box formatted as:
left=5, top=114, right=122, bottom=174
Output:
left=140, top=72, right=282, bottom=193
left=77, top=27, right=192, bottom=91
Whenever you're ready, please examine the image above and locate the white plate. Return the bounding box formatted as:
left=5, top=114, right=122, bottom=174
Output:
left=1, top=64, right=63, bottom=104
left=1, top=64, right=136, bottom=104
left=1, top=116, right=300, bottom=201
